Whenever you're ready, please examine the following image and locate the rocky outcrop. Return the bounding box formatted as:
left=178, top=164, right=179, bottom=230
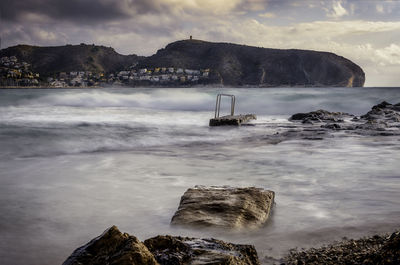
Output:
left=63, top=226, right=261, bottom=265
left=289, top=101, right=400, bottom=136
left=171, top=186, right=275, bottom=229
left=139, top=39, right=365, bottom=87
left=144, top=235, right=260, bottom=265
left=62, top=226, right=158, bottom=265
left=359, top=101, right=400, bottom=123
left=290, top=110, right=354, bottom=124
left=284, top=231, right=400, bottom=265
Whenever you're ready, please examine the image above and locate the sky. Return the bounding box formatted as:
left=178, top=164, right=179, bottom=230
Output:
left=0, top=0, right=399, bottom=86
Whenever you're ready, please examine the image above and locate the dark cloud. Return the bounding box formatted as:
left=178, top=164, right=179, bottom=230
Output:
left=0, top=0, right=130, bottom=23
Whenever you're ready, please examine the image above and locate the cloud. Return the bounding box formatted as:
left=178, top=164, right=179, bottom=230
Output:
left=0, top=0, right=130, bottom=23
left=259, top=12, right=276, bottom=18
left=376, top=4, right=385, bottom=14
left=376, top=44, right=400, bottom=65
left=327, top=0, right=349, bottom=18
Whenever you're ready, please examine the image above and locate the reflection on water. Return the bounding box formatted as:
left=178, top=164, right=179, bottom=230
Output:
left=0, top=87, right=399, bottom=265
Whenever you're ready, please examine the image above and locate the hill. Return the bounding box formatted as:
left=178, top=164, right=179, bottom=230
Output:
left=139, top=39, right=365, bottom=87
left=0, top=39, right=365, bottom=87
left=0, top=43, right=142, bottom=76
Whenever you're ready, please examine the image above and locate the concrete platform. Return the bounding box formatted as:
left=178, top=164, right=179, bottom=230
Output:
left=209, top=114, right=257, bottom=126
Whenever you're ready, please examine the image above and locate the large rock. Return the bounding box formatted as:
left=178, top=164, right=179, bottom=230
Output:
left=144, top=235, right=260, bottom=265
left=63, top=226, right=261, bottom=265
left=171, top=186, right=275, bottom=229
left=62, top=226, right=158, bottom=265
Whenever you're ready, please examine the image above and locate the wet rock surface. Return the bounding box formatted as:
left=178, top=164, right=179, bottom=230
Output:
left=62, top=226, right=158, bottom=265
left=63, top=226, right=261, bottom=265
left=170, top=186, right=275, bottom=229
left=290, top=109, right=354, bottom=124
left=283, top=231, right=400, bottom=265
left=289, top=101, right=400, bottom=137
left=144, top=235, right=260, bottom=265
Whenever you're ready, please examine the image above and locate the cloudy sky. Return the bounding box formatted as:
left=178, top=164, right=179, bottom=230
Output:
left=1, top=0, right=399, bottom=86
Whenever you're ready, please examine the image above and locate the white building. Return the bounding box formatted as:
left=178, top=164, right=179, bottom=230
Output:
left=161, top=74, right=170, bottom=81
left=139, top=75, right=151, bottom=81
left=185, top=69, right=196, bottom=75
left=118, top=71, right=130, bottom=77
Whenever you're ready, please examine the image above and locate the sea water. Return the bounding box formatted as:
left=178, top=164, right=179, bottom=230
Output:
left=0, top=87, right=399, bottom=264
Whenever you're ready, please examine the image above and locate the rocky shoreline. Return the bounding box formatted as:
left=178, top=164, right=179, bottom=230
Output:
left=63, top=225, right=400, bottom=265
left=284, top=231, right=400, bottom=265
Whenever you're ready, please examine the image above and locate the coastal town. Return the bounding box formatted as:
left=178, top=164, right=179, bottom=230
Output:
left=0, top=56, right=40, bottom=86
left=0, top=55, right=212, bottom=88
left=48, top=66, right=211, bottom=87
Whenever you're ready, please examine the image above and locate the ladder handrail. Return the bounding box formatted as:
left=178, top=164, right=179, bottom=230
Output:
left=214, top=94, right=235, bottom=118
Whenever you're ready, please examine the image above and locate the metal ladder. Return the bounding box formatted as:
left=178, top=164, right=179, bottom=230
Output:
left=214, top=94, right=235, bottom=118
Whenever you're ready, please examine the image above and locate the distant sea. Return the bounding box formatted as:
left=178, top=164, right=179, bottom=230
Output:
left=0, top=87, right=399, bottom=265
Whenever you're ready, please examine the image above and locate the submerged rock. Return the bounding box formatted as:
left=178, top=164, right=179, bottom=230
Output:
left=62, top=226, right=158, bottom=265
left=283, top=231, right=400, bottom=265
left=321, top=123, right=342, bottom=130
left=144, top=235, right=260, bottom=265
left=171, top=186, right=275, bottom=229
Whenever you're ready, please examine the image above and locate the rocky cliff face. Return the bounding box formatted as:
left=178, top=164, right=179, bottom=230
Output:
left=140, top=40, right=365, bottom=87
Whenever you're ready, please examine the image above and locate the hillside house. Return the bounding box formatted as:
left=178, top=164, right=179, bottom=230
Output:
left=118, top=71, right=130, bottom=76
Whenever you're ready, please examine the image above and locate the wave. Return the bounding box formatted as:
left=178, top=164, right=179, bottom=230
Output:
left=26, top=89, right=216, bottom=111
left=3, top=87, right=400, bottom=115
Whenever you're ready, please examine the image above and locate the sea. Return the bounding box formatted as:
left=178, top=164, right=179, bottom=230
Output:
left=0, top=87, right=399, bottom=265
